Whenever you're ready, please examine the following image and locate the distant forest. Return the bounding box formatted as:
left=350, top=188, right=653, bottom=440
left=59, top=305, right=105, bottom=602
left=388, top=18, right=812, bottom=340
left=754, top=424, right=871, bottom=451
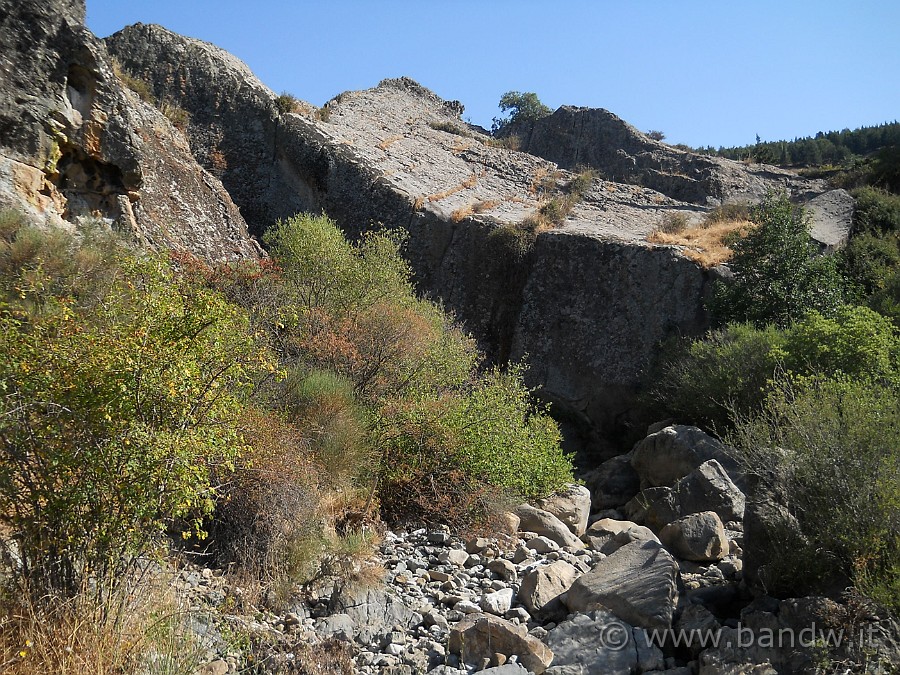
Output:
left=691, top=121, right=900, bottom=167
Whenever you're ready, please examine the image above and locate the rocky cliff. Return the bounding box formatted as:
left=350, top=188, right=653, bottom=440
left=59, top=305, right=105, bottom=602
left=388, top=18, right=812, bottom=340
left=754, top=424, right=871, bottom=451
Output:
left=103, top=23, right=857, bottom=454
left=0, top=0, right=259, bottom=259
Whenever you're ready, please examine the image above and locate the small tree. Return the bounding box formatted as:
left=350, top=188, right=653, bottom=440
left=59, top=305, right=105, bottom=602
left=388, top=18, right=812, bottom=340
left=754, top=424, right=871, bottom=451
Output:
left=492, top=91, right=552, bottom=135
left=710, top=192, right=845, bottom=327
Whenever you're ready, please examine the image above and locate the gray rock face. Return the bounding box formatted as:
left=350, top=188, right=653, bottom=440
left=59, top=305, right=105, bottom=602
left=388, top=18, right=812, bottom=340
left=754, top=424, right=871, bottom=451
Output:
left=104, top=24, right=717, bottom=446
left=515, top=105, right=853, bottom=224
left=626, top=459, right=746, bottom=532
left=564, top=539, right=679, bottom=630
left=0, top=0, right=259, bottom=261
left=660, top=511, right=729, bottom=562
left=103, top=24, right=852, bottom=450
left=545, top=610, right=639, bottom=675
left=630, top=425, right=740, bottom=489
left=535, top=484, right=592, bottom=536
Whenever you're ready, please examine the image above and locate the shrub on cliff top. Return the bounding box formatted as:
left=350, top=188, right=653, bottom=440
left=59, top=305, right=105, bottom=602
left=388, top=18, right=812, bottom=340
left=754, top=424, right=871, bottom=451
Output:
left=710, top=191, right=846, bottom=328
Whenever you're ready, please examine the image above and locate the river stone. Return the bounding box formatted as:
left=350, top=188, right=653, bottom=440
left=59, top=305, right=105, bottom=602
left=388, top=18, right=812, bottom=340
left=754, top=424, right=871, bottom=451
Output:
left=581, top=518, right=660, bottom=554
left=480, top=588, right=514, bottom=616
left=535, top=483, right=592, bottom=536
left=448, top=613, right=553, bottom=674
left=519, top=560, right=580, bottom=622
left=515, top=504, right=584, bottom=549
left=563, top=539, right=679, bottom=630
left=328, top=587, right=421, bottom=644
left=659, top=511, right=729, bottom=561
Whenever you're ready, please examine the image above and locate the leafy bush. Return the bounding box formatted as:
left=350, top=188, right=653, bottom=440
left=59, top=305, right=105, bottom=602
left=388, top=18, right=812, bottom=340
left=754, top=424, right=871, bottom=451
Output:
left=852, top=186, right=900, bottom=236
left=492, top=91, right=552, bottom=135
left=710, top=192, right=846, bottom=327
left=375, top=366, right=569, bottom=526
left=728, top=377, right=900, bottom=610
left=233, top=214, right=571, bottom=525
left=275, top=91, right=301, bottom=115
left=0, top=220, right=265, bottom=599
left=655, top=305, right=899, bottom=429
left=653, top=322, right=786, bottom=431
left=783, top=305, right=899, bottom=383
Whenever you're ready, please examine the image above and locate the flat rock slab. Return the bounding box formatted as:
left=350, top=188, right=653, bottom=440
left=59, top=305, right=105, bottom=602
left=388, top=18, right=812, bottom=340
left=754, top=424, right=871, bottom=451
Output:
left=545, top=609, right=638, bottom=675
left=563, top=539, right=679, bottom=630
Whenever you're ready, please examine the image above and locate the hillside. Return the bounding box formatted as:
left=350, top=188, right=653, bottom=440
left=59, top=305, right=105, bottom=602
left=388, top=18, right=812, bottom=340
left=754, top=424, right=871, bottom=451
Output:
left=0, top=2, right=897, bottom=674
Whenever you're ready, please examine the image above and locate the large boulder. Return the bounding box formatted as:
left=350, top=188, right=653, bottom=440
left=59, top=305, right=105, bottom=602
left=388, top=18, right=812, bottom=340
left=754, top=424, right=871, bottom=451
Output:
left=564, top=539, right=679, bottom=630
left=535, top=484, right=592, bottom=536
left=448, top=613, right=554, bottom=674
left=515, top=504, right=584, bottom=550
left=328, top=586, right=422, bottom=645
left=544, top=610, right=639, bottom=675
left=518, top=560, right=580, bottom=622
left=741, top=496, right=806, bottom=595
left=659, top=511, right=729, bottom=562
left=581, top=518, right=659, bottom=555
left=625, top=460, right=745, bottom=531
left=630, top=426, right=742, bottom=489
left=582, top=454, right=640, bottom=510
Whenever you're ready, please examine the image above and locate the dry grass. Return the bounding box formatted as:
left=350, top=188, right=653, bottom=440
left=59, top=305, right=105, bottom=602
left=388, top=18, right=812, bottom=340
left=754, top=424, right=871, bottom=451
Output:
left=472, top=199, right=500, bottom=213
left=528, top=167, right=563, bottom=196
left=451, top=205, right=473, bottom=222
left=377, top=134, right=403, bottom=151
left=427, top=174, right=478, bottom=202
left=412, top=195, right=425, bottom=210
left=484, top=135, right=521, bottom=151
left=450, top=140, right=471, bottom=154
left=0, top=575, right=205, bottom=675
left=648, top=219, right=754, bottom=267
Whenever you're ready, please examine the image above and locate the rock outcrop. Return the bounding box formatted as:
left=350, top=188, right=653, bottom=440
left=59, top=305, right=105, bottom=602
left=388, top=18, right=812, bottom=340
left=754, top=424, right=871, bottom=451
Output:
left=102, top=25, right=852, bottom=452
left=0, top=0, right=259, bottom=260
left=513, top=105, right=853, bottom=217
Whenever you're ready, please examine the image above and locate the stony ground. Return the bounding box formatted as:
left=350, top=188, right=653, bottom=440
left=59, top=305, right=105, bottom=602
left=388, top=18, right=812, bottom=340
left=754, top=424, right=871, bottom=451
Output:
left=169, top=424, right=900, bottom=675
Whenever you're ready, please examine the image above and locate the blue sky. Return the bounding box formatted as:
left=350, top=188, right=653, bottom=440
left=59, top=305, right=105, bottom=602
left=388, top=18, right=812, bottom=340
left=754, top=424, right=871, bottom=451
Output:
left=85, top=1, right=899, bottom=149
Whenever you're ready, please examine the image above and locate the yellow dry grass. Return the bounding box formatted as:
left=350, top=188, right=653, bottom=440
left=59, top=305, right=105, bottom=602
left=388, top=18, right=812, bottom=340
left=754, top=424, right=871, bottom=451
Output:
left=472, top=199, right=500, bottom=213
left=377, top=134, right=403, bottom=151
left=451, top=205, right=473, bottom=222
left=648, top=219, right=754, bottom=267
left=427, top=174, right=478, bottom=202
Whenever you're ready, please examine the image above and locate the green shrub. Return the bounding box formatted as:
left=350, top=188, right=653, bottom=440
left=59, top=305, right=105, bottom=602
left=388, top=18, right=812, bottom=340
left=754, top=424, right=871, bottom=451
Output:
left=428, top=120, right=471, bottom=137
left=710, top=191, right=846, bottom=327
left=0, top=225, right=265, bottom=599
left=653, top=322, right=787, bottom=431
left=783, top=305, right=899, bottom=383
left=275, top=92, right=301, bottom=115
left=655, top=305, right=899, bottom=429
left=852, top=186, right=900, bottom=236
left=375, top=366, right=570, bottom=526
left=728, top=377, right=900, bottom=610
